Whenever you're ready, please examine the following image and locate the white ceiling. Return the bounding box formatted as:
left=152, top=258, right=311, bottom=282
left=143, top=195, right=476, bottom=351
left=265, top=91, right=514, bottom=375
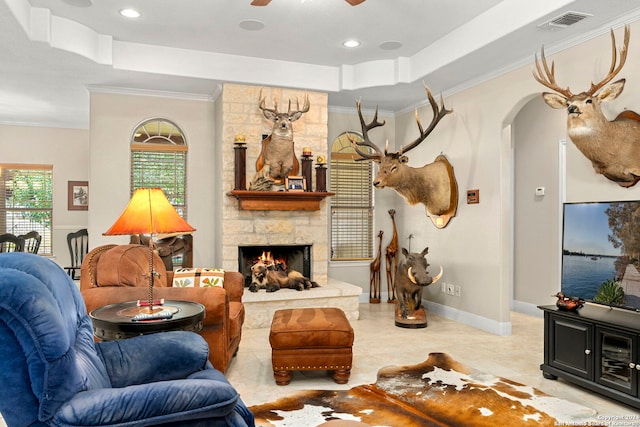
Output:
left=2, top=0, right=640, bottom=129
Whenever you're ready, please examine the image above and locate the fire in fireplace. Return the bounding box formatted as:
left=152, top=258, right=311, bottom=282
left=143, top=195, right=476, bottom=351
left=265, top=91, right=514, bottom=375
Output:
left=238, top=244, right=311, bottom=285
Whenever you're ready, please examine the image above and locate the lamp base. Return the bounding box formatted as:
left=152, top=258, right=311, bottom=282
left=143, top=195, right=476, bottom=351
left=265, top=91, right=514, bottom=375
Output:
left=117, top=305, right=179, bottom=317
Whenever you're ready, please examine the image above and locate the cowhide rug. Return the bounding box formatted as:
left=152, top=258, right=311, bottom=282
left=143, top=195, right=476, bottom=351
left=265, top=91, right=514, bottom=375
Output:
left=249, top=352, right=599, bottom=427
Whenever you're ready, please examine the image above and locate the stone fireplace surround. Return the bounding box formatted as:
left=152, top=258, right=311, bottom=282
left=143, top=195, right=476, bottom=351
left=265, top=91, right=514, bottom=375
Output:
left=219, top=84, right=362, bottom=328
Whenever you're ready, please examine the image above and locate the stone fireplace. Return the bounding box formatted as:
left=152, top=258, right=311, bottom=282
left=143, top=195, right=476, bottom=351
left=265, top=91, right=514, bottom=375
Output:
left=219, top=84, right=329, bottom=284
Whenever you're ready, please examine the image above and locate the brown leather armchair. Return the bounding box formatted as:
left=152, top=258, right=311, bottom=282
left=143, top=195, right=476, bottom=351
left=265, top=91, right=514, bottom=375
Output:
left=80, top=244, right=245, bottom=373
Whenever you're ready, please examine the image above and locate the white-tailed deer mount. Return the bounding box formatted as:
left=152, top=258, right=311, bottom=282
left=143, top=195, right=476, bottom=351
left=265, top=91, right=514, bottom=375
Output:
left=533, top=25, right=640, bottom=188
left=351, top=85, right=458, bottom=228
left=250, top=92, right=310, bottom=189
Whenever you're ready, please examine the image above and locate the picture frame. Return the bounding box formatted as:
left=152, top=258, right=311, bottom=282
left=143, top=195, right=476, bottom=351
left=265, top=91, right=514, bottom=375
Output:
left=68, top=181, right=89, bottom=210
left=285, top=176, right=306, bottom=192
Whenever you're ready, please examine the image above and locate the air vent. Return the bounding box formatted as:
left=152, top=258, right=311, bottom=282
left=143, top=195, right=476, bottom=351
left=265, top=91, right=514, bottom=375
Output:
left=539, top=11, right=592, bottom=29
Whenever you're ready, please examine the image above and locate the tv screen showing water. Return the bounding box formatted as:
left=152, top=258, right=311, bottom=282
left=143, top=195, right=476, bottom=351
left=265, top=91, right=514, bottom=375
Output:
left=562, top=201, right=640, bottom=312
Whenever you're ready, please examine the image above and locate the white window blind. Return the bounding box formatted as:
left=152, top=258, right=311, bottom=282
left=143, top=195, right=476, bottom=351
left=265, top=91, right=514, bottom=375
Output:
left=130, top=118, right=188, bottom=218
left=330, top=132, right=373, bottom=260
left=0, top=164, right=53, bottom=254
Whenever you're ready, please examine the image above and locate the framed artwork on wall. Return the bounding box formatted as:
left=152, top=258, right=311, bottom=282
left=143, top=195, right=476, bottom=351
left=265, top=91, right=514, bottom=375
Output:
left=285, top=176, right=306, bottom=192
left=68, top=181, right=88, bottom=210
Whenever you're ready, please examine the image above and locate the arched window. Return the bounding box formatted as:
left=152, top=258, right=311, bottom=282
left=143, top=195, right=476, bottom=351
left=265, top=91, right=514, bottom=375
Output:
left=330, top=132, right=373, bottom=260
left=130, top=118, right=187, bottom=218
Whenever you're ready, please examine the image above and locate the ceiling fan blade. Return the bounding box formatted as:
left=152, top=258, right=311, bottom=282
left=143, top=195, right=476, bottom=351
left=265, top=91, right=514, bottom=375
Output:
left=345, top=0, right=366, bottom=5
left=251, top=0, right=271, bottom=5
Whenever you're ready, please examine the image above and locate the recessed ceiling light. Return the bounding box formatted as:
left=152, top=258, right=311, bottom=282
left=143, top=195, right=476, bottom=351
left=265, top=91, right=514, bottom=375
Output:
left=343, top=39, right=360, bottom=48
left=119, top=8, right=141, bottom=18
left=239, top=19, right=265, bottom=31
left=379, top=41, right=402, bottom=51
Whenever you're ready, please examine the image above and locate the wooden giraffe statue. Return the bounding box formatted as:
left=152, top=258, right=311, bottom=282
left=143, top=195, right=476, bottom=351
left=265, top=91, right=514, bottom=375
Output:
left=369, top=230, right=384, bottom=303
left=385, top=209, right=399, bottom=302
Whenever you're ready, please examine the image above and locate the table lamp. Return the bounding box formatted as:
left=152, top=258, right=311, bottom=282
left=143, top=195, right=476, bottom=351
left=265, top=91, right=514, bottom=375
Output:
left=103, top=188, right=195, bottom=316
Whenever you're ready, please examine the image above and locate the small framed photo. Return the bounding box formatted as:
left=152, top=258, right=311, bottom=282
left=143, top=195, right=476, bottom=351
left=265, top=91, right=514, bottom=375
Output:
left=68, top=181, right=89, bottom=210
left=285, top=176, right=306, bottom=192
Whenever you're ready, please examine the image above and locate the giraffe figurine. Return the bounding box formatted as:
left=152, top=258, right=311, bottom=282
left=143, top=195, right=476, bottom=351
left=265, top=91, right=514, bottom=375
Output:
left=385, top=209, right=399, bottom=302
left=369, top=230, right=383, bottom=303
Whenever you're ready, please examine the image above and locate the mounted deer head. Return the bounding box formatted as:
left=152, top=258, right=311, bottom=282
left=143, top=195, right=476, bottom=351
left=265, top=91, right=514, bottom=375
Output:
left=533, top=25, right=640, bottom=187
left=351, top=85, right=458, bottom=228
left=251, top=91, right=310, bottom=188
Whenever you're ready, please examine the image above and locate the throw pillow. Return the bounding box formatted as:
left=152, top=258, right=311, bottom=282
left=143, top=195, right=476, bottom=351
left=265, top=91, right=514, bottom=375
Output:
left=172, top=267, right=225, bottom=288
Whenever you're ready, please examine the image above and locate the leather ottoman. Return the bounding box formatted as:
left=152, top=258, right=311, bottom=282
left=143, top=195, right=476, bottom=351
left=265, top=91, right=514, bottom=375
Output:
left=269, top=307, right=354, bottom=386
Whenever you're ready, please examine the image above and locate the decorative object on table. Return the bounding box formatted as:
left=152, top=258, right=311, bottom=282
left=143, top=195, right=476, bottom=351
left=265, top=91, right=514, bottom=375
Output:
left=285, top=175, right=306, bottom=192
left=301, top=147, right=313, bottom=192
left=103, top=188, right=195, bottom=316
left=385, top=209, right=399, bottom=302
left=315, top=155, right=327, bottom=192
left=250, top=90, right=310, bottom=189
left=552, top=291, right=585, bottom=311
left=533, top=25, right=640, bottom=188
left=249, top=352, right=598, bottom=427
left=67, top=180, right=88, bottom=210
left=234, top=134, right=247, bottom=190
left=350, top=85, right=458, bottom=228
left=0, top=252, right=255, bottom=427
left=394, top=247, right=442, bottom=328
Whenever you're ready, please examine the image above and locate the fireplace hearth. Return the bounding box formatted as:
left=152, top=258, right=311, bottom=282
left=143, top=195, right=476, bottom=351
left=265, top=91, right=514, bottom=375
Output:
left=238, top=244, right=312, bottom=285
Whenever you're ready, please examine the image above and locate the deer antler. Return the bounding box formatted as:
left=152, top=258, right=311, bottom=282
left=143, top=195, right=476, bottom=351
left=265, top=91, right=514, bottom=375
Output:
left=399, top=85, right=452, bottom=155
left=288, top=93, right=310, bottom=117
left=258, top=89, right=279, bottom=115
left=350, top=99, right=385, bottom=160
left=533, top=47, right=574, bottom=98
left=587, top=25, right=630, bottom=95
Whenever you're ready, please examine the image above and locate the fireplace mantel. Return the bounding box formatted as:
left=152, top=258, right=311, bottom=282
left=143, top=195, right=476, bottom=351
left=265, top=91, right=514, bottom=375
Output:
left=227, top=190, right=334, bottom=211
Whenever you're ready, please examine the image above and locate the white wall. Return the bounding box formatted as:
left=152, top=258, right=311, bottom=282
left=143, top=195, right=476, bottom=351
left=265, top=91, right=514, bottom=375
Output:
left=88, top=92, right=217, bottom=266
left=0, top=124, right=89, bottom=268
left=390, top=20, right=640, bottom=334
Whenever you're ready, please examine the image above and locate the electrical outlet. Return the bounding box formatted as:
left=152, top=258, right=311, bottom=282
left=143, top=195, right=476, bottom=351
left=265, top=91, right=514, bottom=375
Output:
left=455, top=285, right=461, bottom=297
left=446, top=284, right=454, bottom=295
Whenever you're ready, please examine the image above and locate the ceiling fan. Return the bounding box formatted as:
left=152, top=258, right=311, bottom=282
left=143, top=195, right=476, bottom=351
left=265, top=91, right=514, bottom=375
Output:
left=251, top=0, right=366, bottom=5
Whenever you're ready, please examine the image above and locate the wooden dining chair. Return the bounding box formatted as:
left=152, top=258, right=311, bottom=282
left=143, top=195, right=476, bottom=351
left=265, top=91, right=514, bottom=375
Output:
left=65, top=228, right=88, bottom=280
left=0, top=233, right=25, bottom=253
left=18, top=231, right=42, bottom=254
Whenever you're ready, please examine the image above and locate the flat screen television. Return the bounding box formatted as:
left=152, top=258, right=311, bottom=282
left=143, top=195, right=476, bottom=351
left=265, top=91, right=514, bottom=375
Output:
left=561, top=201, right=640, bottom=312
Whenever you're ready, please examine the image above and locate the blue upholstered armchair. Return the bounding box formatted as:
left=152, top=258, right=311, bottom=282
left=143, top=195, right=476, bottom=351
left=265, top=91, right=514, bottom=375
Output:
left=0, top=252, right=254, bottom=427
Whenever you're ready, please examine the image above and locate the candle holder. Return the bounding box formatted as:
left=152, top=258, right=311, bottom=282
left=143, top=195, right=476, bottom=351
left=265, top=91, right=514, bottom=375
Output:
left=301, top=151, right=313, bottom=192
left=234, top=136, right=247, bottom=190
left=315, top=157, right=327, bottom=192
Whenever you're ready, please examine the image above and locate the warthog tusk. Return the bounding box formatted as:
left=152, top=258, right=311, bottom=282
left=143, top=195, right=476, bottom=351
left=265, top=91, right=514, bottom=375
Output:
left=407, top=267, right=417, bottom=284
left=431, top=266, right=443, bottom=284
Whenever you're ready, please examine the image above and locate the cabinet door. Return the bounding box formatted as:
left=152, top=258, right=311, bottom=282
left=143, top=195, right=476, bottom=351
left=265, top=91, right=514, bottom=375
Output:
left=550, top=315, right=593, bottom=379
left=595, top=326, right=637, bottom=396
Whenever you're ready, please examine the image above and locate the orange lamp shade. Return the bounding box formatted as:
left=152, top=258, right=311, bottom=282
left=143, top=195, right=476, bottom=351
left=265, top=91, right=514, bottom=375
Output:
left=103, top=188, right=195, bottom=236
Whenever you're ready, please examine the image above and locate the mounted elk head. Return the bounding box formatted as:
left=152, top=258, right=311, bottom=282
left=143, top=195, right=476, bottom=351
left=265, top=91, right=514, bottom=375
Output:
left=533, top=25, right=640, bottom=187
left=351, top=85, right=458, bottom=228
left=251, top=91, right=310, bottom=188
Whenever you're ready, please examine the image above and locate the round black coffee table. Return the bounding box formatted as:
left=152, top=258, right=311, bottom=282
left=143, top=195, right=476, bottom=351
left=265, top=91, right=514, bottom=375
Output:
left=90, top=300, right=205, bottom=340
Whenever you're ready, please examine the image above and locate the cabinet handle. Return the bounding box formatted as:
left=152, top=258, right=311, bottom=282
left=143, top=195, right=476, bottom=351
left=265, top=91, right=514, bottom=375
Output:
left=584, top=349, right=591, bottom=355
left=630, top=363, right=636, bottom=369
left=637, top=365, right=640, bottom=371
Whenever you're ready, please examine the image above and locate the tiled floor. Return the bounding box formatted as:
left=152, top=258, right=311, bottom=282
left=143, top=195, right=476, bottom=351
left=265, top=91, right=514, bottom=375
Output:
left=227, top=303, right=638, bottom=418
left=2, top=303, right=636, bottom=426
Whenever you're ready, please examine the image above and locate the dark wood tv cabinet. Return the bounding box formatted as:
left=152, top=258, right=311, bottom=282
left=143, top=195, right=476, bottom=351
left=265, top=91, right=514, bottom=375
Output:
left=538, top=304, right=640, bottom=409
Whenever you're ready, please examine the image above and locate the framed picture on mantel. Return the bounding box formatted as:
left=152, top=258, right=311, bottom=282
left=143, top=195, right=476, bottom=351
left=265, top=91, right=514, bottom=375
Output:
left=285, top=176, right=306, bottom=192
left=68, top=181, right=88, bottom=210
